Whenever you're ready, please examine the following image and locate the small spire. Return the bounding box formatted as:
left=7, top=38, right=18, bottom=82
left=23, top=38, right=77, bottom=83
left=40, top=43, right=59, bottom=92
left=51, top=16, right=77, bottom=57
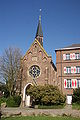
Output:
left=35, top=9, right=43, bottom=46
left=35, top=9, right=43, bottom=37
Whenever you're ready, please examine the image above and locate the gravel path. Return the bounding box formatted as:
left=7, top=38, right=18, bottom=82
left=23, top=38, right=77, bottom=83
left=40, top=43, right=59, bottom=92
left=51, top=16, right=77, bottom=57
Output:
left=1, top=105, right=80, bottom=118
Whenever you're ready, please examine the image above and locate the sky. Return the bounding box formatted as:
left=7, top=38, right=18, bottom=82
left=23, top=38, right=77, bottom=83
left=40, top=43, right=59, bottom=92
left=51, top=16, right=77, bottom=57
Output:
left=0, top=0, right=80, bottom=64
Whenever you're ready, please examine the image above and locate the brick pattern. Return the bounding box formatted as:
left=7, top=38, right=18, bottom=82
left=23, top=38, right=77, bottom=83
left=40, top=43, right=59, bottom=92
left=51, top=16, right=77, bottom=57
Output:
left=20, top=39, right=56, bottom=104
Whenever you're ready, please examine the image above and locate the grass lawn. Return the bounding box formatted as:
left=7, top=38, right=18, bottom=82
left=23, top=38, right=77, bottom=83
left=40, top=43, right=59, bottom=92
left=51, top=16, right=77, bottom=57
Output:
left=2, top=116, right=80, bottom=120
left=72, top=103, right=80, bottom=110
left=38, top=104, right=65, bottom=109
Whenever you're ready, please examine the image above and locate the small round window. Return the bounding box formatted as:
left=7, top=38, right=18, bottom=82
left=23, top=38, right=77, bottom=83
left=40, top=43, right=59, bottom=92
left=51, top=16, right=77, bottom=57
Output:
left=29, top=65, right=40, bottom=78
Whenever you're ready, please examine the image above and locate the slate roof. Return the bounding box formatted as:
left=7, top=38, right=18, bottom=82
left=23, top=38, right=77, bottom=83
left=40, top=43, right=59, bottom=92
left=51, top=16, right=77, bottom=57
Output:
left=64, top=44, right=80, bottom=48
left=35, top=15, right=43, bottom=37
left=55, top=44, right=80, bottom=51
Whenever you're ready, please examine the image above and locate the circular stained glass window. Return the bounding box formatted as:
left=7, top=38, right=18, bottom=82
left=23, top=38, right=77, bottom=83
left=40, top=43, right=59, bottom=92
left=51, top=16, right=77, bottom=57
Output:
left=29, top=65, right=40, bottom=78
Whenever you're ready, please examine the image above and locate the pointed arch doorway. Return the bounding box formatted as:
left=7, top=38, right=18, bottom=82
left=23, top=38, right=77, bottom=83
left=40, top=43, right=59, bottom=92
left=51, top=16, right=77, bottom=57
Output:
left=23, top=83, right=33, bottom=107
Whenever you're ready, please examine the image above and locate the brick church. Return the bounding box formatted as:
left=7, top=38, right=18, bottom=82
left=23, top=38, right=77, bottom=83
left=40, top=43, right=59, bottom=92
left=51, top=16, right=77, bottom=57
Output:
left=20, top=15, right=57, bottom=107
left=17, top=15, right=80, bottom=107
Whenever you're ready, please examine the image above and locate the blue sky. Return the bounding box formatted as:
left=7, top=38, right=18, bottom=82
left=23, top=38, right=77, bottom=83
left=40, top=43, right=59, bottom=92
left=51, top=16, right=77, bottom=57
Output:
left=0, top=0, right=80, bottom=64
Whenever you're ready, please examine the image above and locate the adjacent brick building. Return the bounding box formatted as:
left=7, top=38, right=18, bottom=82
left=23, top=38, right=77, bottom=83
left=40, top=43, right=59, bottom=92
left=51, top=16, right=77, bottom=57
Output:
left=55, top=44, right=80, bottom=104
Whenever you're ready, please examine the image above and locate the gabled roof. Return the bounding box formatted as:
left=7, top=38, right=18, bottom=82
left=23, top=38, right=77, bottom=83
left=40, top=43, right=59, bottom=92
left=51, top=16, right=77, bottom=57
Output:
left=22, top=38, right=56, bottom=70
left=35, top=15, right=43, bottom=37
left=22, top=38, right=50, bottom=59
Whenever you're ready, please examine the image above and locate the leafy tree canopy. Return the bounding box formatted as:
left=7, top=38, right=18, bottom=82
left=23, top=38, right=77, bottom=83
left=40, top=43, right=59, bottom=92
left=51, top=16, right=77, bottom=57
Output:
left=27, top=85, right=66, bottom=105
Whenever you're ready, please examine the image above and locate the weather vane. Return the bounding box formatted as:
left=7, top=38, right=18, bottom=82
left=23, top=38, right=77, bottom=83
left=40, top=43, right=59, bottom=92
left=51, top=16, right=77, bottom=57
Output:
left=39, top=9, right=42, bottom=22
left=39, top=8, right=42, bottom=15
left=40, top=8, right=42, bottom=12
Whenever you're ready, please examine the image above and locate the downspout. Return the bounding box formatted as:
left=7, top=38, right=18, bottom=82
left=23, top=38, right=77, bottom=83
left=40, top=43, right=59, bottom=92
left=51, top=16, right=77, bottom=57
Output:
left=60, top=50, right=62, bottom=92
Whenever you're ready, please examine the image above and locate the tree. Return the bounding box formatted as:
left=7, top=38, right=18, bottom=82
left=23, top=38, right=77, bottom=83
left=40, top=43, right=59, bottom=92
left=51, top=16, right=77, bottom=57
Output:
left=72, top=88, right=80, bottom=104
left=0, top=47, right=22, bottom=96
left=27, top=85, right=66, bottom=105
left=0, top=84, right=10, bottom=98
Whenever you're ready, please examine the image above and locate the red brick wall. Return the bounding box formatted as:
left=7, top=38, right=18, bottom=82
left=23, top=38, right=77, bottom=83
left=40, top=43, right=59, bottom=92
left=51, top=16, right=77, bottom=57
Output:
left=56, top=48, right=80, bottom=95
left=21, top=40, right=56, bottom=95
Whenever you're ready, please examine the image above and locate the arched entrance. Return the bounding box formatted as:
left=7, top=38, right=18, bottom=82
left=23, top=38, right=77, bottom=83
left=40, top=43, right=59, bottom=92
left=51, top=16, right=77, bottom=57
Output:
left=23, top=83, right=33, bottom=107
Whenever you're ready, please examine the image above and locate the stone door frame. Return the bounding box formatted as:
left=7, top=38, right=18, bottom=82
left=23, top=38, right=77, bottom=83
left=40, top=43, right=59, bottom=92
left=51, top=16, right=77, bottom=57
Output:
left=23, top=83, right=33, bottom=106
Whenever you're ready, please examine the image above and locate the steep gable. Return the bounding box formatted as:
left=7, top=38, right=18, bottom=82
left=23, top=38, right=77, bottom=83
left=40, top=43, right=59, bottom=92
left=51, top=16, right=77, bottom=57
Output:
left=22, top=38, right=56, bottom=71
left=22, top=38, right=51, bottom=60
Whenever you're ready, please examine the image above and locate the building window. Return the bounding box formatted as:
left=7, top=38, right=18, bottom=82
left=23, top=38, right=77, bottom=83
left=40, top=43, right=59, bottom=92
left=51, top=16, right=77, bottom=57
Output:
left=75, top=53, right=80, bottom=60
left=76, top=66, right=80, bottom=74
left=67, top=79, right=72, bottom=88
left=63, top=53, right=80, bottom=61
left=72, top=79, right=77, bottom=88
left=64, top=79, right=80, bottom=89
left=63, top=54, right=66, bottom=60
left=66, top=67, right=71, bottom=74
left=64, top=67, right=72, bottom=74
left=29, top=65, right=40, bottom=78
left=64, top=66, right=80, bottom=74
left=77, top=79, right=80, bottom=88
left=66, top=54, right=70, bottom=60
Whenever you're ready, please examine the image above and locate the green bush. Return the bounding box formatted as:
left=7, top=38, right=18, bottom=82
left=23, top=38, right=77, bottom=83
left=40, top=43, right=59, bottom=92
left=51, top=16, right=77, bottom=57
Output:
left=6, top=96, right=15, bottom=107
left=0, top=84, right=10, bottom=98
left=0, top=97, right=6, bottom=106
left=13, top=95, right=21, bottom=106
left=27, top=85, right=66, bottom=106
left=72, top=88, right=80, bottom=104
left=6, top=95, right=21, bottom=107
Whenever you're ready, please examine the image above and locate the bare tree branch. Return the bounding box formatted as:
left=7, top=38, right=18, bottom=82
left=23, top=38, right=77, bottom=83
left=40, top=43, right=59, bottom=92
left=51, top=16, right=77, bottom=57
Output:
left=0, top=47, right=22, bottom=96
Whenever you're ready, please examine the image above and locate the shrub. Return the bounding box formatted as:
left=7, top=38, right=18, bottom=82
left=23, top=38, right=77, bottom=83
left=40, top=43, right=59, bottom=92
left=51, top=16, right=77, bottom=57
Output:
left=6, top=95, right=21, bottom=107
left=6, top=96, right=15, bottom=107
left=0, top=97, right=6, bottom=106
left=72, top=88, right=80, bottom=104
left=0, top=85, right=10, bottom=98
left=27, top=85, right=66, bottom=106
left=13, top=95, right=21, bottom=107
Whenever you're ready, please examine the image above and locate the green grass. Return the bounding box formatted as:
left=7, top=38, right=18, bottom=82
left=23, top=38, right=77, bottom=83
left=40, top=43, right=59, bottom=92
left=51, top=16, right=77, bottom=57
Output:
left=2, top=116, right=80, bottom=120
left=38, top=104, right=65, bottom=109
left=72, top=103, right=80, bottom=110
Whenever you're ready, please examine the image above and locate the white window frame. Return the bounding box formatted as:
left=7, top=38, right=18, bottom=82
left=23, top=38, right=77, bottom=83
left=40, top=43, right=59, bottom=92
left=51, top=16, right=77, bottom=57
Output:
left=64, top=67, right=67, bottom=74
left=75, top=53, right=80, bottom=60
left=77, top=79, right=80, bottom=88
left=63, top=54, right=66, bottom=60
left=67, top=79, right=72, bottom=88
left=64, top=79, right=67, bottom=88
left=70, top=53, right=73, bottom=60
left=66, top=67, right=71, bottom=74
left=72, top=53, right=75, bottom=60
left=66, top=54, right=70, bottom=60
left=76, top=66, right=80, bottom=74
left=72, top=79, right=77, bottom=88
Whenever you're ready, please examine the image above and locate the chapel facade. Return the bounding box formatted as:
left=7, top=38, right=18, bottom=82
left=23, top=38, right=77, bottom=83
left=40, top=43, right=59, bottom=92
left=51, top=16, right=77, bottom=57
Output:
left=20, top=15, right=57, bottom=107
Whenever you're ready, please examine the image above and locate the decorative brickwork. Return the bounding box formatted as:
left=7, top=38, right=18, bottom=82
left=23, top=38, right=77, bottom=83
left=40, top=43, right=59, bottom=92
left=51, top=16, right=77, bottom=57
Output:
left=20, top=39, right=56, bottom=106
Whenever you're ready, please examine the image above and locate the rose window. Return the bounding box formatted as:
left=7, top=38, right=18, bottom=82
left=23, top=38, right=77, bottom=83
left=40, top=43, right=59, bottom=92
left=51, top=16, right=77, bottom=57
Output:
left=29, top=65, right=40, bottom=78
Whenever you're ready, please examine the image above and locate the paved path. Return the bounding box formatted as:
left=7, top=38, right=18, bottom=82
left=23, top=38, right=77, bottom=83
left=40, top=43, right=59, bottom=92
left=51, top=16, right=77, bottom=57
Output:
left=1, top=105, right=80, bottom=118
